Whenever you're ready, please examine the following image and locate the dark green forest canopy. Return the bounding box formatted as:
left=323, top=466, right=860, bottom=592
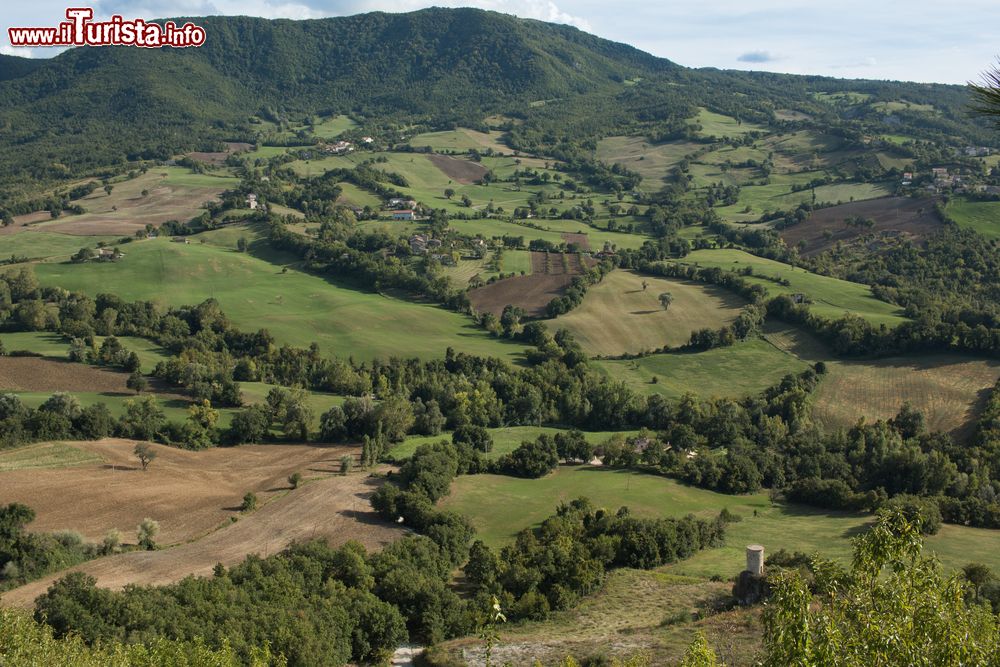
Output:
left=0, top=8, right=992, bottom=204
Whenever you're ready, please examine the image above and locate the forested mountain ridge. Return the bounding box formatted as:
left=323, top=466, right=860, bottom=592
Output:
left=0, top=7, right=993, bottom=202
left=0, top=53, right=45, bottom=81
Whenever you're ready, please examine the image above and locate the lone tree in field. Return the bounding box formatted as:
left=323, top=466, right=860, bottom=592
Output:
left=241, top=492, right=257, bottom=512
left=103, top=184, right=113, bottom=197
left=340, top=455, right=352, bottom=475
left=658, top=292, right=673, bottom=310
left=137, top=518, right=159, bottom=550
left=641, top=280, right=648, bottom=292
left=133, top=442, right=156, bottom=471
left=236, top=236, right=248, bottom=253
left=288, top=472, right=302, bottom=489
left=126, top=370, right=147, bottom=394
left=444, top=188, right=455, bottom=199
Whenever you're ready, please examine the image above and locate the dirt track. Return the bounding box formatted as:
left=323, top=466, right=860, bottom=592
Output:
left=0, top=440, right=402, bottom=608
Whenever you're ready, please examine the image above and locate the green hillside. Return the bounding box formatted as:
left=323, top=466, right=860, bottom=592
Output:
left=29, top=238, right=527, bottom=362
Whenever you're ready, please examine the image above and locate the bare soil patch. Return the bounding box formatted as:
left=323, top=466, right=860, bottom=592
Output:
left=1, top=441, right=401, bottom=606
left=427, top=154, right=489, bottom=184
left=0, top=357, right=131, bottom=393
left=781, top=196, right=941, bottom=256
left=561, top=232, right=590, bottom=251
left=468, top=252, right=590, bottom=317
left=186, top=141, right=254, bottom=166
left=6, top=211, right=52, bottom=231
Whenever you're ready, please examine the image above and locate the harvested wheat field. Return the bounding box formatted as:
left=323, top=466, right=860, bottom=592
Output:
left=0, top=439, right=403, bottom=606
left=0, top=356, right=132, bottom=393
left=0, top=439, right=364, bottom=545
left=552, top=270, right=746, bottom=356
left=11, top=167, right=236, bottom=236
left=812, top=355, right=1000, bottom=440
left=467, top=251, right=591, bottom=317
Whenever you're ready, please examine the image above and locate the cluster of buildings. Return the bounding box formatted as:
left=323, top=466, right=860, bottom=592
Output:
left=900, top=167, right=1000, bottom=196
left=320, top=140, right=354, bottom=155
left=408, top=234, right=442, bottom=255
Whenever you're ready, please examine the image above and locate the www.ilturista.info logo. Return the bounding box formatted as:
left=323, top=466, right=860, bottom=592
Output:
left=8, top=8, right=206, bottom=48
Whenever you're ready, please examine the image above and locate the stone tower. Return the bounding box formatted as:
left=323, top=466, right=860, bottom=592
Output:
left=746, top=544, right=765, bottom=576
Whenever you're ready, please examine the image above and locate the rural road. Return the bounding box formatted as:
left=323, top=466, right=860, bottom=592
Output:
left=2, top=470, right=403, bottom=608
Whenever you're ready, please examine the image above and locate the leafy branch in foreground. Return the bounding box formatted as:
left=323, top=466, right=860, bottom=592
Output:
left=758, top=509, right=1000, bottom=666
left=969, top=61, right=1000, bottom=125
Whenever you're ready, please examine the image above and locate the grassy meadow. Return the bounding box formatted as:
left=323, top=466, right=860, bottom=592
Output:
left=30, top=238, right=528, bottom=363
left=441, top=465, right=1000, bottom=576
left=673, top=249, right=908, bottom=326
left=386, top=426, right=636, bottom=462
left=408, top=128, right=511, bottom=153
left=946, top=196, right=1000, bottom=240
left=552, top=270, right=747, bottom=356
left=593, top=338, right=810, bottom=399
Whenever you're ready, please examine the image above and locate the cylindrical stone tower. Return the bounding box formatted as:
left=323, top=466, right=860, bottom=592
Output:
left=746, top=544, right=765, bottom=576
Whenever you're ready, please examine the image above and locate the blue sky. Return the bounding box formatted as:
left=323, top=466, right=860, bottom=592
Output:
left=3, top=0, right=998, bottom=84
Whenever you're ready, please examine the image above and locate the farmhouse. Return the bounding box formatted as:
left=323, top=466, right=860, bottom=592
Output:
left=409, top=234, right=428, bottom=254
left=246, top=193, right=258, bottom=210
left=96, top=247, right=123, bottom=261
left=392, top=209, right=417, bottom=221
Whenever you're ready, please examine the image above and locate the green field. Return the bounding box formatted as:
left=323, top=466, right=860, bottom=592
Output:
left=0, top=441, right=101, bottom=472
left=442, top=465, right=1000, bottom=576
left=0, top=232, right=122, bottom=263
left=240, top=381, right=345, bottom=419
left=946, top=196, right=1000, bottom=240
left=387, top=426, right=636, bottom=462
left=31, top=238, right=528, bottom=363
left=0, top=332, right=72, bottom=357
left=674, top=249, right=908, bottom=326
left=716, top=179, right=892, bottom=221
left=694, top=108, right=765, bottom=139
left=595, top=136, right=703, bottom=186
left=0, top=332, right=169, bottom=370
left=407, top=128, right=510, bottom=153
left=310, top=115, right=358, bottom=138
left=287, top=150, right=605, bottom=218
left=12, top=390, right=232, bottom=427
left=593, top=337, right=810, bottom=399
left=336, top=182, right=383, bottom=209
left=552, top=270, right=746, bottom=356
left=440, top=249, right=533, bottom=288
